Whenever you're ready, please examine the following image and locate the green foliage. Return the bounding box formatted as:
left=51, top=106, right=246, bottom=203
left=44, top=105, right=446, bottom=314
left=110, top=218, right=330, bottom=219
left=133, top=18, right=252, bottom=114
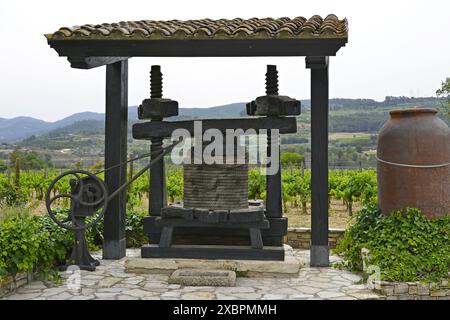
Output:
left=0, top=177, right=27, bottom=207
left=281, top=152, right=305, bottom=168
left=335, top=205, right=450, bottom=282
left=0, top=209, right=72, bottom=281
left=90, top=160, right=104, bottom=171
left=166, top=167, right=183, bottom=203
left=19, top=120, right=105, bottom=151
left=330, top=170, right=377, bottom=215
left=0, top=160, right=7, bottom=173
left=0, top=206, right=148, bottom=282
left=282, top=169, right=310, bottom=212
left=436, top=77, right=450, bottom=115
left=248, top=168, right=266, bottom=200
left=9, top=149, right=48, bottom=171
left=83, top=208, right=147, bottom=249
left=125, top=210, right=147, bottom=248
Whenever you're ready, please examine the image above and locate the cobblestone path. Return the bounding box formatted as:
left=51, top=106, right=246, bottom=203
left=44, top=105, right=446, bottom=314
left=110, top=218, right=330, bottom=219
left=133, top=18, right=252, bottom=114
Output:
left=2, top=249, right=381, bottom=300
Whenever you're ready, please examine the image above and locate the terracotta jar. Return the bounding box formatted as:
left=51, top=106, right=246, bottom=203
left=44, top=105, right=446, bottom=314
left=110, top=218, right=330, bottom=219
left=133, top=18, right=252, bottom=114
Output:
left=377, top=108, right=450, bottom=218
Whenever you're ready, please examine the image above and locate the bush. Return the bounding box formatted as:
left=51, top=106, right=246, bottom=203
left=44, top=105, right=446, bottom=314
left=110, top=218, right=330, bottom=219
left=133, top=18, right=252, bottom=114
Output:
left=0, top=206, right=148, bottom=282
left=0, top=210, right=72, bottom=281
left=84, top=208, right=147, bottom=249
left=125, top=210, right=147, bottom=248
left=0, top=179, right=27, bottom=207
left=334, top=204, right=450, bottom=283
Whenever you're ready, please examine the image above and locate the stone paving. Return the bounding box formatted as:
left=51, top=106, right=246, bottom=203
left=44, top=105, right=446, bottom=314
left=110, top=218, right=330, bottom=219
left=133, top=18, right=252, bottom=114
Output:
left=1, top=249, right=381, bottom=300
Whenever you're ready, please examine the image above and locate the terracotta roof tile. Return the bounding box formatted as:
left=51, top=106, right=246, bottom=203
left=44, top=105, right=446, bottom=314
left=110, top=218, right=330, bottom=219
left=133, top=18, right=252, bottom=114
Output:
left=47, top=15, right=348, bottom=41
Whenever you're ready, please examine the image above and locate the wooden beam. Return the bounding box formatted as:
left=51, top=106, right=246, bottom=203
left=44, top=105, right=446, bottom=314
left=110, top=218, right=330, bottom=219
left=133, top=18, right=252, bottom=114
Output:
left=307, top=56, right=330, bottom=267
left=103, top=60, right=128, bottom=259
left=67, top=56, right=129, bottom=69
left=144, top=216, right=287, bottom=244
left=48, top=38, right=347, bottom=64
left=141, top=244, right=285, bottom=261
left=132, top=117, right=298, bottom=139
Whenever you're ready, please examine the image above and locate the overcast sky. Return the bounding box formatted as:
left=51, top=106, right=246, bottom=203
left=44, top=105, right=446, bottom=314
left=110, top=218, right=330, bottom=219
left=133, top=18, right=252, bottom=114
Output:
left=0, top=0, right=449, bottom=121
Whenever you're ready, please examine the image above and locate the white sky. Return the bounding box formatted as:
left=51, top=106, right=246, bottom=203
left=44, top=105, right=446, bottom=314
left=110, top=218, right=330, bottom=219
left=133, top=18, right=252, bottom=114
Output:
left=0, top=0, right=449, bottom=122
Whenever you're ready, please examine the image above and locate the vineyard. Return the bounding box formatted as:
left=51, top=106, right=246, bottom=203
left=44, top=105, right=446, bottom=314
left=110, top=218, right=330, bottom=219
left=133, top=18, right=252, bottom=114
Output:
left=0, top=165, right=377, bottom=228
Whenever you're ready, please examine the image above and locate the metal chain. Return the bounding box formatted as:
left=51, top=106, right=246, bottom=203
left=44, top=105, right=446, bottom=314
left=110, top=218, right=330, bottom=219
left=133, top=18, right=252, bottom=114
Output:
left=93, top=141, right=176, bottom=175
left=376, top=156, right=450, bottom=168
left=106, top=138, right=182, bottom=201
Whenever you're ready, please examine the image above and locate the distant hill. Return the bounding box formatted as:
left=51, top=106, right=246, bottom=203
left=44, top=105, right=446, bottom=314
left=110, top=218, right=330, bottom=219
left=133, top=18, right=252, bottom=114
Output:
left=52, top=111, right=105, bottom=128
left=177, top=103, right=245, bottom=119
left=0, top=116, right=50, bottom=142
left=0, top=103, right=246, bottom=143
left=0, top=112, right=106, bottom=143
left=2, top=96, right=446, bottom=144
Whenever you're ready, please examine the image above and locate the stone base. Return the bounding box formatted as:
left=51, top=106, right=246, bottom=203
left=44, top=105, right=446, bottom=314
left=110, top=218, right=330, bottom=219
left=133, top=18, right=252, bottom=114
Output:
left=169, top=269, right=236, bottom=287
left=125, top=245, right=305, bottom=278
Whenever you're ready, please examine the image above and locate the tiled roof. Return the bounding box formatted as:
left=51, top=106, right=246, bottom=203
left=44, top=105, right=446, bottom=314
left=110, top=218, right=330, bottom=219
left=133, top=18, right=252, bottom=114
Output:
left=46, top=15, right=347, bottom=41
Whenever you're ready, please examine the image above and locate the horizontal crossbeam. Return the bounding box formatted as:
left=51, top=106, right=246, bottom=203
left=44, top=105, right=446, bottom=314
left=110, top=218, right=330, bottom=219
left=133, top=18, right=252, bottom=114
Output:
left=132, top=116, right=298, bottom=139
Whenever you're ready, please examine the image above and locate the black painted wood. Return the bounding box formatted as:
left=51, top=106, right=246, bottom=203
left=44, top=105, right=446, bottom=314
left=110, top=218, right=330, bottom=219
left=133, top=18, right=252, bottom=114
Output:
left=307, top=56, right=330, bottom=267
left=265, top=126, right=282, bottom=219
left=261, top=217, right=287, bottom=246
left=103, top=60, right=128, bottom=259
left=144, top=216, right=287, bottom=247
left=149, top=138, right=166, bottom=216
left=67, top=56, right=128, bottom=69
left=144, top=216, right=282, bottom=234
left=249, top=228, right=263, bottom=249
left=133, top=116, right=297, bottom=139
left=141, top=244, right=285, bottom=261
left=159, top=226, right=174, bottom=248
left=162, top=206, right=265, bottom=222
left=154, top=217, right=269, bottom=229
left=48, top=39, right=347, bottom=67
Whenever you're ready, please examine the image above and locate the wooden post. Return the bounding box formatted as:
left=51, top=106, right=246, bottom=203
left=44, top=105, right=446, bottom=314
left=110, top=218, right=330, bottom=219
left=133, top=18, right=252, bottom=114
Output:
left=14, top=158, right=20, bottom=188
left=103, top=60, right=128, bottom=259
left=306, top=56, right=329, bottom=267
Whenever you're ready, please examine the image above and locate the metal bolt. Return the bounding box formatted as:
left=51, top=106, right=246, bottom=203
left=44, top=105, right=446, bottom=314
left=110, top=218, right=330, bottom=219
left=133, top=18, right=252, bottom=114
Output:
left=265, top=65, right=279, bottom=95
left=150, top=65, right=163, bottom=98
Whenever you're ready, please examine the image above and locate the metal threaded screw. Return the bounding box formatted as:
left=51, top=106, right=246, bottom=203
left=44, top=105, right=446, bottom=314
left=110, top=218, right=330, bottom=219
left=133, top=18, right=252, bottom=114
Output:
left=150, top=65, right=163, bottom=98
left=265, top=65, right=279, bottom=95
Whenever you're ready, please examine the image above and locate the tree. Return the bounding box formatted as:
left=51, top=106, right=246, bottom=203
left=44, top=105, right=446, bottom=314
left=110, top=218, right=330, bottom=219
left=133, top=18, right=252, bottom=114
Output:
left=9, top=149, right=45, bottom=171
left=0, top=160, right=7, bottom=173
left=90, top=160, right=105, bottom=171
left=280, top=152, right=305, bottom=168
left=436, top=77, right=450, bottom=115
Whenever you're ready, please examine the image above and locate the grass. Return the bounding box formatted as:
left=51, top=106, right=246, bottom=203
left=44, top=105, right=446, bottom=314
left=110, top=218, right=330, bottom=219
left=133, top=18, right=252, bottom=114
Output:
left=0, top=206, right=30, bottom=224
left=329, top=132, right=372, bottom=141
left=285, top=199, right=358, bottom=229
left=4, top=196, right=356, bottom=230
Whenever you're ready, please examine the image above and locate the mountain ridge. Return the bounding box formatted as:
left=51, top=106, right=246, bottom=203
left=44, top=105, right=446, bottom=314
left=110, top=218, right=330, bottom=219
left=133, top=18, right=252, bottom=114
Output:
left=1, top=96, right=445, bottom=144
left=0, top=103, right=246, bottom=143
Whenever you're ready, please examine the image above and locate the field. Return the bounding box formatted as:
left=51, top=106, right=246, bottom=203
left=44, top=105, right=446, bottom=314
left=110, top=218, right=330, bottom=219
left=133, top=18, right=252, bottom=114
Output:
left=329, top=132, right=372, bottom=141
left=0, top=166, right=377, bottom=230
left=285, top=200, right=360, bottom=229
